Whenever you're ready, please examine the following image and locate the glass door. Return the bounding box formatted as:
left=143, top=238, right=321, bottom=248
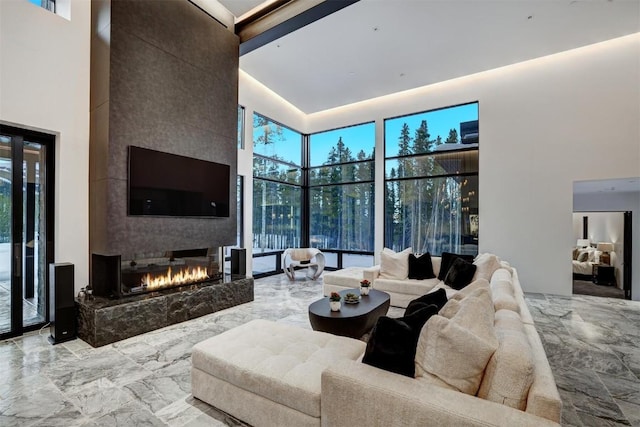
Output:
left=23, top=141, right=48, bottom=327
left=0, top=135, right=12, bottom=335
left=0, top=125, right=54, bottom=339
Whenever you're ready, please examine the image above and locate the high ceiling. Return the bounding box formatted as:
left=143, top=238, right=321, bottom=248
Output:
left=217, top=0, right=267, bottom=18
left=574, top=178, right=640, bottom=195
left=224, top=0, right=639, bottom=114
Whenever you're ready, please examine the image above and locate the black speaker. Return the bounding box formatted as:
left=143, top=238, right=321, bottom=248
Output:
left=48, top=262, right=76, bottom=344
left=91, top=253, right=121, bottom=298
left=231, top=248, right=246, bottom=276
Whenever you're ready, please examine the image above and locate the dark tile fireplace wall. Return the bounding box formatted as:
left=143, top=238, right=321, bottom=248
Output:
left=90, top=0, right=239, bottom=259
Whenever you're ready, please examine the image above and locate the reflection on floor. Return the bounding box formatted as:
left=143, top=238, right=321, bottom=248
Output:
left=573, top=279, right=626, bottom=299
left=0, top=274, right=638, bottom=426
left=0, top=281, right=45, bottom=334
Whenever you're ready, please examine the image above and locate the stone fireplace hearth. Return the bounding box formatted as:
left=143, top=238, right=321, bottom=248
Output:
left=76, top=274, right=253, bottom=347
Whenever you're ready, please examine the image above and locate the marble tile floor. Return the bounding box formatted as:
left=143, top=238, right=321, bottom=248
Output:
left=525, top=292, right=640, bottom=426
left=0, top=274, right=638, bottom=426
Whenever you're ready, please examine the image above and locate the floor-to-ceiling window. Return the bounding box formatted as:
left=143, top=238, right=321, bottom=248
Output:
left=384, top=102, right=479, bottom=256
left=309, top=123, right=375, bottom=268
left=252, top=113, right=303, bottom=276
left=248, top=103, right=479, bottom=276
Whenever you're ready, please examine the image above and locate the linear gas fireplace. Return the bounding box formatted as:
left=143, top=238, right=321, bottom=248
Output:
left=91, top=248, right=222, bottom=298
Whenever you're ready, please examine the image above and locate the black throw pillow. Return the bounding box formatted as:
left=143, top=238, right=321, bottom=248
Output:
left=404, top=288, right=448, bottom=316
left=408, top=252, right=436, bottom=280
left=362, top=304, right=439, bottom=377
left=437, top=252, right=475, bottom=281
left=444, top=258, right=477, bottom=290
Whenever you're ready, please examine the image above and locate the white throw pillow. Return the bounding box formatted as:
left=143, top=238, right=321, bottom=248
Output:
left=379, top=247, right=412, bottom=280
left=415, top=287, right=498, bottom=395
left=449, top=278, right=490, bottom=302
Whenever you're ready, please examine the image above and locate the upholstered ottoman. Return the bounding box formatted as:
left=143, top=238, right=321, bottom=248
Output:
left=191, top=319, right=366, bottom=427
left=322, top=266, right=365, bottom=295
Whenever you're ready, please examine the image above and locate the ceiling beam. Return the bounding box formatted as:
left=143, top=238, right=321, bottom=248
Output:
left=239, top=0, right=359, bottom=56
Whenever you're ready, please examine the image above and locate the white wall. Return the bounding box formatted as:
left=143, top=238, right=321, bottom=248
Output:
left=0, top=0, right=91, bottom=290
left=574, top=192, right=640, bottom=300
left=572, top=211, right=625, bottom=290
left=239, top=33, right=640, bottom=296
left=238, top=71, right=307, bottom=274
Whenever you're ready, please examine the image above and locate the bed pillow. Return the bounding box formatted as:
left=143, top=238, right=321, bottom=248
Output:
left=577, top=251, right=589, bottom=262
left=380, top=247, right=412, bottom=279
left=408, top=252, right=436, bottom=280
left=572, top=247, right=580, bottom=260
left=362, top=304, right=439, bottom=377
left=438, top=252, right=475, bottom=281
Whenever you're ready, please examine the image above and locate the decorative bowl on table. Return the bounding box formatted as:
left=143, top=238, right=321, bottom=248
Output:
left=344, top=293, right=360, bottom=304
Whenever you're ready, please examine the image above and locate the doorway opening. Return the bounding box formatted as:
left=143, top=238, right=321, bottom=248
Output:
left=573, top=178, right=638, bottom=301
left=0, top=124, right=55, bottom=339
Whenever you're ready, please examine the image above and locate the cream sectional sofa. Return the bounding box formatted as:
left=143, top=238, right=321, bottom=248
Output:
left=323, top=254, right=510, bottom=308
left=191, top=260, right=562, bottom=427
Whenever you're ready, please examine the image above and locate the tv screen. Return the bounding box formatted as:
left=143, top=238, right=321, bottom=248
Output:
left=128, top=146, right=230, bottom=217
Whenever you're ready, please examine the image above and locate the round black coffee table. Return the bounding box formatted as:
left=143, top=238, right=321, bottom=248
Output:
left=308, top=289, right=390, bottom=339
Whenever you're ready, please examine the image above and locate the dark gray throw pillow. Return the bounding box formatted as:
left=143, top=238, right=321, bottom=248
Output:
left=444, top=257, right=477, bottom=290
left=404, top=288, right=448, bottom=317
left=408, top=252, right=436, bottom=280
left=438, top=252, right=475, bottom=281
left=362, top=304, right=439, bottom=377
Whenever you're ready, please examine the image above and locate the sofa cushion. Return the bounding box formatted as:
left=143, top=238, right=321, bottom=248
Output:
left=380, top=247, right=412, bottom=279
left=493, top=308, right=523, bottom=332
left=477, top=310, right=534, bottom=411
left=499, top=262, right=514, bottom=276
left=192, top=319, right=366, bottom=418
left=491, top=279, right=520, bottom=313
left=443, top=258, right=477, bottom=290
left=373, top=277, right=440, bottom=296
left=491, top=268, right=513, bottom=283
left=363, top=304, right=439, bottom=377
left=473, top=253, right=502, bottom=282
left=404, top=288, right=448, bottom=316
left=415, top=287, right=498, bottom=394
left=408, top=252, right=436, bottom=280
left=323, top=266, right=365, bottom=288
left=438, top=252, right=475, bottom=281
left=523, top=324, right=563, bottom=422
left=431, top=256, right=442, bottom=278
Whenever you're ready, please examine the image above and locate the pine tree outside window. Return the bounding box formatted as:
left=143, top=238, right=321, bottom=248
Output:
left=384, top=103, right=479, bottom=256
left=252, top=114, right=303, bottom=271
left=309, top=123, right=375, bottom=267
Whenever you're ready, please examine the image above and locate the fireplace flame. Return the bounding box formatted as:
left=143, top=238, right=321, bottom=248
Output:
left=141, top=266, right=209, bottom=289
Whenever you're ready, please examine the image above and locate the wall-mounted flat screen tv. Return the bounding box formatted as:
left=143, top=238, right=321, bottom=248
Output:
left=128, top=146, right=230, bottom=217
